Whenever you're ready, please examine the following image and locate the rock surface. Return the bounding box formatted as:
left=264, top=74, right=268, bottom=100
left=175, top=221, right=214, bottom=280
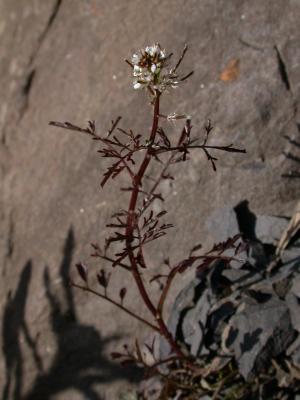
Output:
left=163, top=208, right=300, bottom=398
left=1, top=1, right=300, bottom=399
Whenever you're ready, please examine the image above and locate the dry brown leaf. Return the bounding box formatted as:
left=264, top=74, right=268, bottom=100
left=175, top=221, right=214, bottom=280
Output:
left=276, top=200, right=300, bottom=256
left=285, top=359, right=300, bottom=380
left=220, top=59, right=240, bottom=81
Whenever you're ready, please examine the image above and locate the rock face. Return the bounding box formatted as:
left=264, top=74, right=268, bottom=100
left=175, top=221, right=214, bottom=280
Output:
left=1, top=1, right=300, bottom=399
left=162, top=207, right=300, bottom=398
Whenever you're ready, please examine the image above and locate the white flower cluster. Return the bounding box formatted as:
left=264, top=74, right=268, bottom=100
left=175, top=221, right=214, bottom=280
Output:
left=131, top=44, right=179, bottom=92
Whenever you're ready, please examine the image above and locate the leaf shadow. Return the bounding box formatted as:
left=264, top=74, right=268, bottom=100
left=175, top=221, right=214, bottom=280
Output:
left=2, top=227, right=142, bottom=400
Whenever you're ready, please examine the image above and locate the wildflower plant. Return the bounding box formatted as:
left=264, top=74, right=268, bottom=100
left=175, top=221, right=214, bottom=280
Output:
left=128, top=43, right=192, bottom=93
left=50, top=44, right=246, bottom=397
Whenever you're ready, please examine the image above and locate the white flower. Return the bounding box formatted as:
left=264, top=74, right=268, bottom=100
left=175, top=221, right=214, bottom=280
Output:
left=133, top=82, right=142, bottom=90
left=160, top=50, right=166, bottom=59
left=132, top=53, right=140, bottom=65
left=145, top=46, right=153, bottom=55
left=133, top=65, right=142, bottom=75
left=128, top=43, right=190, bottom=93
left=151, top=64, right=157, bottom=73
left=145, top=45, right=159, bottom=56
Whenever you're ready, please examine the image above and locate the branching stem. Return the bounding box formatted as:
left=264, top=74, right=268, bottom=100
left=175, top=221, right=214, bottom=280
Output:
left=125, top=91, right=185, bottom=358
left=156, top=144, right=246, bottom=154
left=72, top=282, right=159, bottom=332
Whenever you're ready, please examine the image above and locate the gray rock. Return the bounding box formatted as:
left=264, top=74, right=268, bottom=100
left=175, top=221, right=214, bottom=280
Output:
left=225, top=297, right=292, bottom=380
left=206, top=207, right=239, bottom=243
left=255, top=215, right=289, bottom=244
left=160, top=278, right=203, bottom=359
left=208, top=300, right=236, bottom=342
left=281, top=238, right=300, bottom=265
left=289, top=274, right=300, bottom=297
left=286, top=334, right=300, bottom=357
left=286, top=292, right=300, bottom=331
left=247, top=241, right=269, bottom=270
left=222, top=267, right=262, bottom=290
left=182, top=288, right=213, bottom=356
left=292, top=346, right=300, bottom=368
left=163, top=203, right=300, bottom=396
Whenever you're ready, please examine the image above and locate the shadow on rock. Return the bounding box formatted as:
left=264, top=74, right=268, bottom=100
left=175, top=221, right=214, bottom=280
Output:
left=281, top=127, right=300, bottom=179
left=2, top=227, right=141, bottom=400
left=234, top=200, right=276, bottom=269
left=234, top=200, right=257, bottom=241
left=2, top=261, right=43, bottom=400
left=240, top=328, right=262, bottom=354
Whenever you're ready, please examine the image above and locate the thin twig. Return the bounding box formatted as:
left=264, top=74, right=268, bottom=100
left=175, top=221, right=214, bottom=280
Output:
left=140, top=118, right=193, bottom=216
left=173, top=44, right=188, bottom=73
left=72, top=282, right=159, bottom=332
left=99, top=255, right=131, bottom=271
left=156, top=144, right=246, bottom=154
left=107, top=116, right=122, bottom=136
left=50, top=117, right=135, bottom=181
left=157, top=266, right=179, bottom=315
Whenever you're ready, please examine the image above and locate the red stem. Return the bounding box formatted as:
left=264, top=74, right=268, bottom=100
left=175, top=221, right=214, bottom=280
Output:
left=125, top=94, right=160, bottom=315
left=72, top=282, right=159, bottom=332
left=125, top=91, right=185, bottom=359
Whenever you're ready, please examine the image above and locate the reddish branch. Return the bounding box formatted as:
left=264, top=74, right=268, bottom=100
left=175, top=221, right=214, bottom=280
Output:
left=72, top=282, right=159, bottom=332
left=125, top=91, right=185, bottom=358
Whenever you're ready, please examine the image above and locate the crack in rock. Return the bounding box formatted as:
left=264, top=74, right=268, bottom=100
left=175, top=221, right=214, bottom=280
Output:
left=29, top=0, right=63, bottom=66
left=19, top=0, right=63, bottom=121
left=274, top=45, right=291, bottom=92
left=6, top=211, right=14, bottom=260
left=18, top=69, right=36, bottom=120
